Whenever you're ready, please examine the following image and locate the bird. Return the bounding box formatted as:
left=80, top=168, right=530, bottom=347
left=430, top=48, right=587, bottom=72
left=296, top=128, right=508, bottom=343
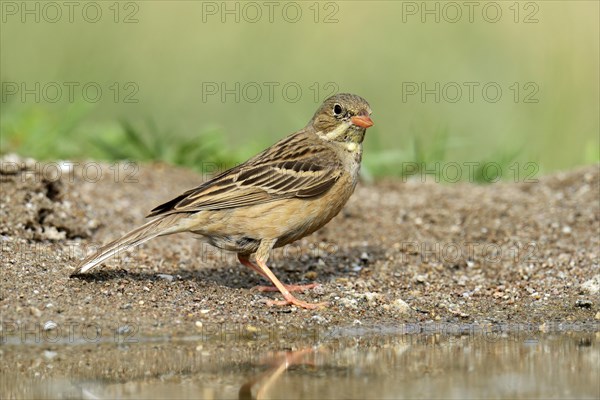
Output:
left=71, top=93, right=374, bottom=309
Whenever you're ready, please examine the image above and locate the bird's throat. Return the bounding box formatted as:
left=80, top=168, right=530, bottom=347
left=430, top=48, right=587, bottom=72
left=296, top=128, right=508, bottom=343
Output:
left=323, top=121, right=353, bottom=141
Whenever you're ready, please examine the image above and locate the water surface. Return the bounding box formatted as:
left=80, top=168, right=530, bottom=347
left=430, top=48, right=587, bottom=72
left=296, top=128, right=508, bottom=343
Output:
left=1, top=324, right=598, bottom=399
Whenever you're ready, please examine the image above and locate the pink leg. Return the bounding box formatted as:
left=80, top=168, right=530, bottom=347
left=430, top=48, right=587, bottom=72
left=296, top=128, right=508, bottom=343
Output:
left=240, top=254, right=326, bottom=309
left=237, top=255, right=320, bottom=293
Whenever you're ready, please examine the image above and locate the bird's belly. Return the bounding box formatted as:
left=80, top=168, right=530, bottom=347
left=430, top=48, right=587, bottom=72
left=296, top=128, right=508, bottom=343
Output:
left=204, top=233, right=261, bottom=254
left=190, top=178, right=356, bottom=253
left=273, top=177, right=357, bottom=247
left=272, top=197, right=348, bottom=247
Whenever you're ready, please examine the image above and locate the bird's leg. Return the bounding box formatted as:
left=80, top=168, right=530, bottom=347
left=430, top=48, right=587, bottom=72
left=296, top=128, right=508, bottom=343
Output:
left=238, top=254, right=269, bottom=278
left=237, top=254, right=319, bottom=293
left=242, top=240, right=326, bottom=309
left=254, top=257, right=326, bottom=309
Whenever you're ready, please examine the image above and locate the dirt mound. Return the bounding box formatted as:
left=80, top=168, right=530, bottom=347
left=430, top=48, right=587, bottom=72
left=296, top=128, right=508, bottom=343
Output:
left=0, top=156, right=92, bottom=241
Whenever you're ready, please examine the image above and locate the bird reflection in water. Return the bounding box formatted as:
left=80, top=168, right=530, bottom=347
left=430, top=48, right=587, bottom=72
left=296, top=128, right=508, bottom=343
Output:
left=238, top=347, right=319, bottom=400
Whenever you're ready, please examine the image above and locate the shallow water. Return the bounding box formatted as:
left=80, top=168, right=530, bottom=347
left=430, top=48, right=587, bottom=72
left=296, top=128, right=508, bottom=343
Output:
left=1, top=324, right=598, bottom=399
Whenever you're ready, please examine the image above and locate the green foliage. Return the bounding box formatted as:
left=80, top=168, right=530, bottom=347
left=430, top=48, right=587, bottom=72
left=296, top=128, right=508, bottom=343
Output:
left=0, top=101, right=591, bottom=184
left=93, top=120, right=240, bottom=173
left=0, top=103, right=96, bottom=159
left=0, top=102, right=241, bottom=174
left=364, top=128, right=526, bottom=184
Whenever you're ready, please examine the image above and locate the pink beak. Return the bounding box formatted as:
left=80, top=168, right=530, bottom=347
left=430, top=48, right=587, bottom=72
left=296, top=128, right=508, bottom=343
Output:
left=351, top=115, right=374, bottom=129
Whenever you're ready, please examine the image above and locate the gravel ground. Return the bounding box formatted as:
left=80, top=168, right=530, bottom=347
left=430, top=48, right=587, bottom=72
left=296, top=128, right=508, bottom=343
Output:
left=1, top=155, right=598, bottom=340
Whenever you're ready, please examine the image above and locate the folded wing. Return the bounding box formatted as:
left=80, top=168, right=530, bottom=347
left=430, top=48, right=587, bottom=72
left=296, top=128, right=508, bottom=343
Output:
left=147, top=135, right=341, bottom=217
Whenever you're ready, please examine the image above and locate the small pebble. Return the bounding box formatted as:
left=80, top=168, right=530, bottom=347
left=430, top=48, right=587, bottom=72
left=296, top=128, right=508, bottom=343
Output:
left=363, top=292, right=380, bottom=304
left=392, top=298, right=411, bottom=314
left=581, top=275, right=600, bottom=295
left=29, top=307, right=42, bottom=317
left=304, top=271, right=318, bottom=280
left=157, top=274, right=174, bottom=282
left=312, top=284, right=325, bottom=295
left=575, top=299, right=593, bottom=309
left=311, top=315, right=327, bottom=324
left=117, top=325, right=131, bottom=334
left=43, top=321, right=57, bottom=331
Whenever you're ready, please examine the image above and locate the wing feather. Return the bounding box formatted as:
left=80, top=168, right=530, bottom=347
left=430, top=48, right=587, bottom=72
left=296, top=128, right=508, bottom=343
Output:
left=147, top=131, right=342, bottom=216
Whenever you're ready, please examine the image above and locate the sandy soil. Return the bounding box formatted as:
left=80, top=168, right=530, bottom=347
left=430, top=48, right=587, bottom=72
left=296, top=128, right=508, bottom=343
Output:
left=1, top=155, right=598, bottom=340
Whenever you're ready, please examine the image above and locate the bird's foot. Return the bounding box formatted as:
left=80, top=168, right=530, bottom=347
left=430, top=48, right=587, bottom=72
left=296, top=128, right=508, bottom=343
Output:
left=265, top=296, right=328, bottom=310
left=254, top=282, right=319, bottom=293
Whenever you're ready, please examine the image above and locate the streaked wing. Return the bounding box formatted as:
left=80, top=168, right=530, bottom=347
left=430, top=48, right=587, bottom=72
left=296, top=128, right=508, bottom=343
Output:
left=147, top=132, right=341, bottom=217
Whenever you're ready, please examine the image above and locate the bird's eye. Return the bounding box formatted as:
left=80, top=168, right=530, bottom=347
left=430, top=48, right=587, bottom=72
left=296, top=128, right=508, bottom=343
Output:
left=333, top=103, right=343, bottom=116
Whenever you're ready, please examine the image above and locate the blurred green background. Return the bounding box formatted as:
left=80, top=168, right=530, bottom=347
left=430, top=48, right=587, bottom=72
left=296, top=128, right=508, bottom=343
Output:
left=1, top=1, right=598, bottom=181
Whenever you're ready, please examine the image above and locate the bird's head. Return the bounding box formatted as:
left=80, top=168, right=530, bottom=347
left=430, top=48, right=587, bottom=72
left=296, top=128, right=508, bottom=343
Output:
left=310, top=93, right=373, bottom=146
left=309, top=93, right=373, bottom=144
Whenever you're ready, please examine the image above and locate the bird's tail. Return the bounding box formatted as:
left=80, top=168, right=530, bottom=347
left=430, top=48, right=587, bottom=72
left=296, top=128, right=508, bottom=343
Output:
left=71, top=214, right=185, bottom=276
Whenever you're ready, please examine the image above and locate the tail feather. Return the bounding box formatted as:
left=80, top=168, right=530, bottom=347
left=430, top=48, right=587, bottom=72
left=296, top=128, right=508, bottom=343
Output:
left=71, top=214, right=184, bottom=276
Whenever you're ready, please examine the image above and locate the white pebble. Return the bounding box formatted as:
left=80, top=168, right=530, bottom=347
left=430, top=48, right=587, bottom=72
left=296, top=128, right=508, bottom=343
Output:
left=43, top=321, right=57, bottom=331
left=157, top=274, right=174, bottom=282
